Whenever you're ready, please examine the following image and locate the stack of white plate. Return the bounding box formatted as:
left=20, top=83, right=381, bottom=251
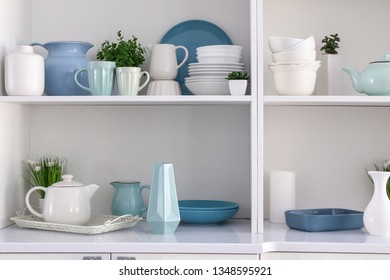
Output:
left=185, top=45, right=245, bottom=95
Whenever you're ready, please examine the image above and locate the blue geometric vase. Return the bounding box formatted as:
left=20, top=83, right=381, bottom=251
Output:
left=146, top=162, right=180, bottom=234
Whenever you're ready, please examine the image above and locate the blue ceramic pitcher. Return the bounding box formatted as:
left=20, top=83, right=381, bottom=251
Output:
left=111, top=181, right=150, bottom=216
left=31, top=41, right=93, bottom=96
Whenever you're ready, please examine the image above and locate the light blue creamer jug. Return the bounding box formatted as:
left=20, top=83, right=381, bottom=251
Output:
left=111, top=181, right=151, bottom=216
left=31, top=41, right=93, bottom=96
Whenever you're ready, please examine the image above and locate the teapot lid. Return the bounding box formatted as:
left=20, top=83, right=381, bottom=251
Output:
left=370, top=54, right=390, bottom=64
left=52, top=174, right=83, bottom=187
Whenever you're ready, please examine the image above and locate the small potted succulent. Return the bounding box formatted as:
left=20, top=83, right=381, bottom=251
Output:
left=226, top=71, right=250, bottom=96
left=97, top=31, right=149, bottom=95
left=320, top=33, right=341, bottom=95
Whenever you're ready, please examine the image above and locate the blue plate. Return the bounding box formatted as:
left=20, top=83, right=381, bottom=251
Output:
left=179, top=200, right=239, bottom=211
left=285, top=208, right=364, bottom=232
left=179, top=208, right=239, bottom=225
left=161, top=20, right=233, bottom=95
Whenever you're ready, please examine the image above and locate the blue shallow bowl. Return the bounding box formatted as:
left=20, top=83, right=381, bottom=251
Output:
left=178, top=200, right=239, bottom=211
left=179, top=208, right=239, bottom=225
left=285, top=208, right=364, bottom=232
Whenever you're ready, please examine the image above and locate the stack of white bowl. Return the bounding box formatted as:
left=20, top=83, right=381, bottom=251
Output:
left=185, top=45, right=245, bottom=95
left=268, top=35, right=321, bottom=95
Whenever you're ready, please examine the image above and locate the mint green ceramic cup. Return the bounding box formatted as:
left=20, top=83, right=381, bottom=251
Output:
left=74, top=61, right=116, bottom=95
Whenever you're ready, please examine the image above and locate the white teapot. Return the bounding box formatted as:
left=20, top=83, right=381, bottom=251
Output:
left=25, top=174, right=99, bottom=225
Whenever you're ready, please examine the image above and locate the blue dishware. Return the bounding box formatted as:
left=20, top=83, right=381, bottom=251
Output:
left=31, top=41, right=93, bottom=96
left=178, top=200, right=239, bottom=211
left=111, top=181, right=150, bottom=216
left=285, top=208, right=364, bottom=232
left=160, top=20, right=232, bottom=95
left=179, top=208, right=239, bottom=225
left=146, top=163, right=180, bottom=234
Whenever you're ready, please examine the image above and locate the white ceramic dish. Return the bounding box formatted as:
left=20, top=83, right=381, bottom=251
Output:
left=271, top=71, right=318, bottom=96
left=283, top=35, right=315, bottom=52
left=197, top=55, right=241, bottom=64
left=185, top=81, right=229, bottom=95
left=147, top=80, right=181, bottom=96
left=196, top=45, right=242, bottom=52
left=268, top=36, right=304, bottom=53
left=189, top=62, right=245, bottom=67
left=272, top=50, right=316, bottom=63
left=269, top=61, right=321, bottom=73
left=188, top=71, right=231, bottom=77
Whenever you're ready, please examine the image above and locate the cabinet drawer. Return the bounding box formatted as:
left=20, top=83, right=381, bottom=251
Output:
left=112, top=253, right=259, bottom=260
left=0, top=253, right=110, bottom=260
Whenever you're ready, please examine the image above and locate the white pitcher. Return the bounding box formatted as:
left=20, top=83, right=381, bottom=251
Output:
left=148, top=44, right=189, bottom=80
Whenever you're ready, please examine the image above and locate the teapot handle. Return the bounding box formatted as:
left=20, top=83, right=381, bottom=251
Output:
left=25, top=186, right=46, bottom=218
left=175, top=46, right=189, bottom=69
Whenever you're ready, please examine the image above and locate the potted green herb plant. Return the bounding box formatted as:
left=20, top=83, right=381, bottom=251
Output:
left=226, top=71, right=250, bottom=96
left=320, top=33, right=341, bottom=95
left=97, top=31, right=150, bottom=96
left=24, top=156, right=68, bottom=200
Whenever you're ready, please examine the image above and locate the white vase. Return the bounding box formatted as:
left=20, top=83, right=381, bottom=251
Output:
left=364, top=171, right=390, bottom=236
left=323, top=54, right=342, bottom=95
left=5, top=45, right=44, bottom=96
left=228, top=80, right=248, bottom=96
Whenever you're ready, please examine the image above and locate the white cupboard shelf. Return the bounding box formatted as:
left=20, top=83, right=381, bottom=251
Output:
left=264, top=95, right=390, bottom=107
left=0, top=95, right=252, bottom=106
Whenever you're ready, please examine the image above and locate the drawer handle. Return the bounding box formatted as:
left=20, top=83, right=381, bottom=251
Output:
left=117, top=256, right=136, bottom=260
left=83, top=256, right=103, bottom=260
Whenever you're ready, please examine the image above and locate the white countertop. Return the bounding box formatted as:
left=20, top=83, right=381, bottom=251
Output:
left=0, top=219, right=261, bottom=254
left=2, top=219, right=390, bottom=255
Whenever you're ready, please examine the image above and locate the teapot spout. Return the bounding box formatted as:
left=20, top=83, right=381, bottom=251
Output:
left=342, top=66, right=364, bottom=93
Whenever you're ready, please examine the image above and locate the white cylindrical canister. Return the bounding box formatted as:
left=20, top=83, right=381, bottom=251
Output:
left=269, top=170, right=296, bottom=223
left=5, top=45, right=44, bottom=96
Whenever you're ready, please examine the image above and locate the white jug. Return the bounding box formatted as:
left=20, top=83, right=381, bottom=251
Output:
left=148, top=44, right=189, bottom=80
left=25, top=175, right=99, bottom=225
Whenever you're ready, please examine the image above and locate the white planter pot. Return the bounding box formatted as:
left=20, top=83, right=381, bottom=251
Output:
left=323, top=54, right=342, bottom=95
left=228, top=80, right=248, bottom=96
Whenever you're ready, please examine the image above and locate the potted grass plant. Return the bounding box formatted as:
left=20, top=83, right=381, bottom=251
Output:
left=24, top=156, right=68, bottom=200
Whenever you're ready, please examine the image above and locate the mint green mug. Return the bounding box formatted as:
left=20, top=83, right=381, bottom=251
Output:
left=74, top=61, right=115, bottom=95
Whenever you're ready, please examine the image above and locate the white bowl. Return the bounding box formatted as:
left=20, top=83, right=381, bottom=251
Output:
left=185, top=81, right=229, bottom=95
left=283, top=35, right=315, bottom=52
left=271, top=71, right=318, bottom=95
left=268, top=36, right=304, bottom=53
left=197, top=54, right=241, bottom=64
left=197, top=45, right=242, bottom=53
left=272, top=50, right=316, bottom=63
left=147, top=80, right=181, bottom=96
left=269, top=61, right=321, bottom=73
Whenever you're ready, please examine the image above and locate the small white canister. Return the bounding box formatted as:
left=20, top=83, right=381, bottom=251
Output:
left=5, top=45, right=44, bottom=96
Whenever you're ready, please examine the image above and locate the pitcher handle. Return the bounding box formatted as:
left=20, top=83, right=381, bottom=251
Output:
left=25, top=186, right=46, bottom=218
left=139, top=184, right=151, bottom=214
left=74, top=68, right=90, bottom=91
left=175, top=46, right=189, bottom=69
left=30, top=42, right=46, bottom=48
left=138, top=71, right=151, bottom=92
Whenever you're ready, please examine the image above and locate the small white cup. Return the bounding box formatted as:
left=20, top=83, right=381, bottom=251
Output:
left=116, top=67, right=150, bottom=96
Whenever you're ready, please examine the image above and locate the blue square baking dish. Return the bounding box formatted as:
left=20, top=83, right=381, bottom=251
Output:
left=285, top=208, right=364, bottom=232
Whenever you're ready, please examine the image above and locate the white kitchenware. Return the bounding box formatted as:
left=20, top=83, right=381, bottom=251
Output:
left=5, top=45, right=44, bottom=96
left=185, top=81, right=229, bottom=95
left=272, top=50, right=316, bottom=63
left=268, top=36, right=304, bottom=53
left=25, top=174, right=99, bottom=226
left=147, top=80, right=181, bottom=95
left=148, top=43, right=189, bottom=80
